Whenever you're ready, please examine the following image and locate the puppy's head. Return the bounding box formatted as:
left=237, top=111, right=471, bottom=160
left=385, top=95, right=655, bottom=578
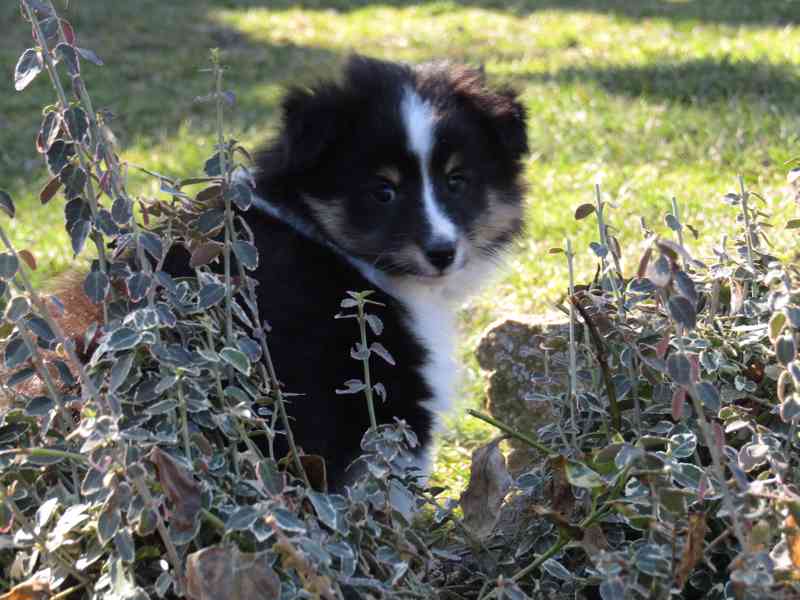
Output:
left=259, top=55, right=528, bottom=281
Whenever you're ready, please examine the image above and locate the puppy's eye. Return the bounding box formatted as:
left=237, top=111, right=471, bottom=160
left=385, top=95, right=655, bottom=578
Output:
left=446, top=172, right=468, bottom=195
left=372, top=182, right=397, bottom=203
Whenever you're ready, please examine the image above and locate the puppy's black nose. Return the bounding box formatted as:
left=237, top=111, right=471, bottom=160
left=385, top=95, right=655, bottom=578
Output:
left=424, top=241, right=456, bottom=271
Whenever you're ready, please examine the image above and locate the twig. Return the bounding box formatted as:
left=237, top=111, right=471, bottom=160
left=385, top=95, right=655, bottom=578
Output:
left=565, top=238, right=578, bottom=447
left=569, top=294, right=621, bottom=432
left=466, top=409, right=556, bottom=457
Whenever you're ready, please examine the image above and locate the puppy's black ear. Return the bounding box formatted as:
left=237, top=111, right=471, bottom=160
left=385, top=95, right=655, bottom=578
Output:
left=277, top=84, right=344, bottom=175
left=447, top=66, right=528, bottom=166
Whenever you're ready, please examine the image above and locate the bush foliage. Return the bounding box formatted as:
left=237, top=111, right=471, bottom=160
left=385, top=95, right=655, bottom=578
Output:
left=1, top=2, right=800, bottom=599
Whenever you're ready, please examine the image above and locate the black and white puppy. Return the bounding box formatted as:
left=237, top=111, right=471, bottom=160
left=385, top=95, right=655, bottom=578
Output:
left=239, top=55, right=528, bottom=488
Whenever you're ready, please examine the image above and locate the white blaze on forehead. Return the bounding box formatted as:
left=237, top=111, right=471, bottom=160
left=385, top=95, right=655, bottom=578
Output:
left=400, top=88, right=457, bottom=242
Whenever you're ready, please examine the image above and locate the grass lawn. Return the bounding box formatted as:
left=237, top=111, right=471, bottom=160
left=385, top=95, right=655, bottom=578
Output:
left=2, top=0, right=798, bottom=492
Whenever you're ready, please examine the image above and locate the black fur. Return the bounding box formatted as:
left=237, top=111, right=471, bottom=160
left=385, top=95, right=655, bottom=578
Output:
left=170, top=55, right=528, bottom=490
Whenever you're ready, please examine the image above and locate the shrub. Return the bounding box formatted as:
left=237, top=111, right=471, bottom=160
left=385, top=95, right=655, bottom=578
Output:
left=1, top=2, right=799, bottom=600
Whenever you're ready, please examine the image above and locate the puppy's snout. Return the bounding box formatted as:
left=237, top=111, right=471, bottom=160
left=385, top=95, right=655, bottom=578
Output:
left=424, top=240, right=457, bottom=271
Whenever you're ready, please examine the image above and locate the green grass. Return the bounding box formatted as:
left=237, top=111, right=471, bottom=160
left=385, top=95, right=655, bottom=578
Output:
left=2, top=0, right=799, bottom=492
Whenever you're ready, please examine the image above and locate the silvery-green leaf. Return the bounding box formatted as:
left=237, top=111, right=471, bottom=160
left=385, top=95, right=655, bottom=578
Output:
left=365, top=313, right=383, bottom=336
left=0, top=253, right=19, bottom=279
left=14, top=48, right=42, bottom=91
left=671, top=462, right=705, bottom=491
left=667, top=354, right=692, bottom=385
left=109, top=352, right=134, bottom=393
left=776, top=334, right=796, bottom=366
left=271, top=508, right=306, bottom=534
left=197, top=283, right=226, bottom=310
left=25, top=395, right=54, bottom=417
left=542, top=558, right=572, bottom=581
left=668, top=295, right=696, bottom=330
left=220, top=347, right=250, bottom=376
left=0, top=190, right=15, bottom=219
left=97, top=503, right=121, bottom=545
left=694, top=381, right=720, bottom=412
left=4, top=337, right=31, bottom=370
left=126, top=272, right=151, bottom=303
left=84, top=270, right=109, bottom=304
left=113, top=528, right=135, bottom=563
left=5, top=296, right=30, bottom=322
left=307, top=491, right=346, bottom=534
left=257, top=458, right=284, bottom=496
left=565, top=460, right=605, bottom=489
left=106, top=328, right=142, bottom=351
left=370, top=342, right=395, bottom=365
left=634, top=543, right=671, bottom=578
left=232, top=240, right=258, bottom=270
left=226, top=506, right=261, bottom=532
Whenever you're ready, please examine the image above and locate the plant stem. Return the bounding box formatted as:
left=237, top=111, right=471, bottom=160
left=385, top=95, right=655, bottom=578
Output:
left=357, top=298, right=378, bottom=430
left=594, top=184, right=625, bottom=320
left=211, top=51, right=234, bottom=347
left=566, top=238, right=578, bottom=447
left=177, top=378, right=191, bottom=462
left=738, top=175, right=756, bottom=299
left=466, top=409, right=556, bottom=457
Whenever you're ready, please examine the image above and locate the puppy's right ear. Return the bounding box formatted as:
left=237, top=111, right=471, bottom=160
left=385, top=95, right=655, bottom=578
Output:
left=278, top=84, right=344, bottom=175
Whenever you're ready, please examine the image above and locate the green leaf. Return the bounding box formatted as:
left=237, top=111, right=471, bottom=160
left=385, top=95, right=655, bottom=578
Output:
left=257, top=458, right=284, bottom=496
left=84, top=270, right=109, bottom=304
left=14, top=48, right=42, bottom=91
left=197, top=283, right=226, bottom=310
left=232, top=240, right=258, bottom=270
left=220, top=347, right=250, bottom=376
left=203, top=152, right=222, bottom=176
left=694, top=381, right=720, bottom=412
left=76, top=46, right=103, bottom=66
left=126, top=272, right=151, bottom=303
left=69, top=219, right=91, bottom=256
left=5, top=297, right=30, bottom=322
left=109, top=353, right=134, bottom=393
left=0, top=190, right=15, bottom=218
left=227, top=182, right=252, bottom=211
left=666, top=354, right=691, bottom=385
left=776, top=334, right=797, bottom=366
left=0, top=253, right=19, bottom=279
left=64, top=105, right=89, bottom=142
left=106, top=327, right=142, bottom=352
left=668, top=295, right=696, bottom=330
left=55, top=42, right=80, bottom=75
left=565, top=460, right=605, bottom=489
left=307, top=491, right=345, bottom=533
left=46, top=139, right=75, bottom=175
left=226, top=506, right=261, bottom=532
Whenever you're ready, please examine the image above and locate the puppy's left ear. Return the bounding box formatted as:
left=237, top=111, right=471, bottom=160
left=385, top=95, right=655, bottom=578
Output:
left=448, top=66, right=528, bottom=165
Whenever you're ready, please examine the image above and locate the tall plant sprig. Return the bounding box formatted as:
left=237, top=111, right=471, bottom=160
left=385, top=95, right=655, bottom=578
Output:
left=336, top=290, right=392, bottom=431
left=20, top=1, right=112, bottom=323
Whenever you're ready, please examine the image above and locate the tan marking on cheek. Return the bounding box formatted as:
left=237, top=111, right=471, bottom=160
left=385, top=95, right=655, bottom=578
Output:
left=444, top=153, right=463, bottom=174
left=471, top=190, right=523, bottom=244
left=376, top=166, right=401, bottom=185
left=304, top=196, right=352, bottom=249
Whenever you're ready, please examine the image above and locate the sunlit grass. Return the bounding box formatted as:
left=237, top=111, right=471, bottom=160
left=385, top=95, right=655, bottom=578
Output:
left=2, top=0, right=799, bottom=493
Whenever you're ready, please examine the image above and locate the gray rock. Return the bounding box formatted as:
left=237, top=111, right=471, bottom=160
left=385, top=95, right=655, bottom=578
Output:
left=476, top=315, right=577, bottom=474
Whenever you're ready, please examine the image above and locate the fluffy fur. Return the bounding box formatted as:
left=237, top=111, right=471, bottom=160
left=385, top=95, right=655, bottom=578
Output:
left=236, top=55, right=529, bottom=487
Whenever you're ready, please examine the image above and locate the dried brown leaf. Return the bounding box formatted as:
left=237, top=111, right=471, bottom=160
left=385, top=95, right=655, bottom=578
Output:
left=0, top=571, right=51, bottom=600
left=460, top=437, right=512, bottom=538
left=148, top=446, right=201, bottom=531
left=189, top=241, right=225, bottom=269
left=675, top=512, right=707, bottom=589
left=546, top=455, right=574, bottom=518
left=18, top=250, right=36, bottom=271
left=186, top=546, right=281, bottom=600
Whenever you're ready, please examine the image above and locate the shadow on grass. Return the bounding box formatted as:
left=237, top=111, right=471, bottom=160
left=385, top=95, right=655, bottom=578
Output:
left=224, top=0, right=800, bottom=26
left=522, top=58, right=800, bottom=110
